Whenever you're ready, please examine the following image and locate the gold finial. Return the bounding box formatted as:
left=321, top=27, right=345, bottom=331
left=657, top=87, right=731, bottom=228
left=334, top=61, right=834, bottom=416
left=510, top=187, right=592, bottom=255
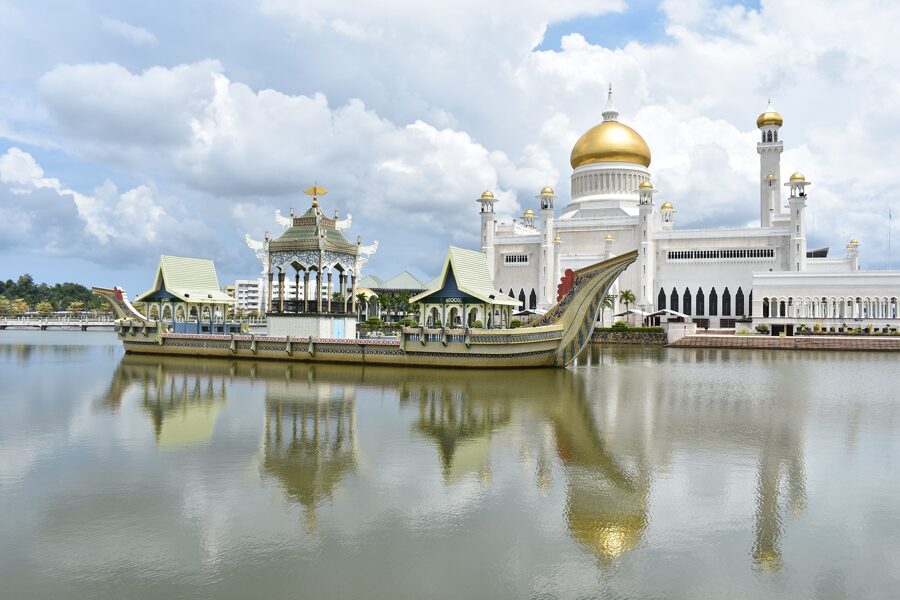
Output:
left=304, top=184, right=328, bottom=208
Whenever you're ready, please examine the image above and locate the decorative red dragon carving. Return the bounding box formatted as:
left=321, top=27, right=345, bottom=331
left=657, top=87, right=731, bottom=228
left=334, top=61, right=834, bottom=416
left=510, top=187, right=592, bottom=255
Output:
left=556, top=269, right=576, bottom=302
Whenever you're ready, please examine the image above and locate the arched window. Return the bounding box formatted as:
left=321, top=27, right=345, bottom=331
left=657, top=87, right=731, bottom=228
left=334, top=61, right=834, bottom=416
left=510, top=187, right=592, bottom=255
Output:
left=683, top=288, right=692, bottom=315
left=779, top=300, right=786, bottom=317
left=763, top=298, right=769, bottom=318
left=720, top=288, right=729, bottom=316
left=748, top=291, right=753, bottom=316
left=518, top=289, right=526, bottom=310
left=508, top=289, right=514, bottom=298
left=709, top=287, right=718, bottom=316
left=670, top=288, right=679, bottom=313
left=696, top=288, right=705, bottom=316
left=774, top=131, right=778, bottom=142
left=658, top=288, right=666, bottom=311
left=529, top=289, right=537, bottom=310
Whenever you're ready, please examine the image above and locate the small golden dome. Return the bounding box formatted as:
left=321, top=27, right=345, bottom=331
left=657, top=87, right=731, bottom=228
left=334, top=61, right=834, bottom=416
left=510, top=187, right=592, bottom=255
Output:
left=554, top=235, right=562, bottom=243
left=480, top=189, right=495, bottom=199
left=850, top=238, right=859, bottom=245
left=523, top=209, right=535, bottom=217
left=604, top=234, right=614, bottom=241
left=661, top=201, right=674, bottom=210
left=540, top=186, right=556, bottom=196
left=757, top=101, right=784, bottom=128
left=570, top=120, right=651, bottom=169
left=789, top=172, right=805, bottom=183
left=639, top=180, right=653, bottom=190
left=766, top=172, right=776, bottom=181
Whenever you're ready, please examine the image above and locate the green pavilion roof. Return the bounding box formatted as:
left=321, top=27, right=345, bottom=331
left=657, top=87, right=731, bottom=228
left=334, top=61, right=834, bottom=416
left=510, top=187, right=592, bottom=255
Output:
left=267, top=204, right=359, bottom=255
left=136, top=255, right=235, bottom=304
left=411, top=247, right=518, bottom=306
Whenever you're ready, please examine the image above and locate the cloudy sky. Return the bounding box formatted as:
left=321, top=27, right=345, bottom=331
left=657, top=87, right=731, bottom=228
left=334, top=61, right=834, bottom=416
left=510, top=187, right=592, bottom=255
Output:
left=1, top=0, right=898, bottom=291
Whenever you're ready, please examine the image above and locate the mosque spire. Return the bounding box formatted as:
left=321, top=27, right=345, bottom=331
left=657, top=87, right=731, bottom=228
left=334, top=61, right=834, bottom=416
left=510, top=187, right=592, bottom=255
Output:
left=602, top=84, right=619, bottom=122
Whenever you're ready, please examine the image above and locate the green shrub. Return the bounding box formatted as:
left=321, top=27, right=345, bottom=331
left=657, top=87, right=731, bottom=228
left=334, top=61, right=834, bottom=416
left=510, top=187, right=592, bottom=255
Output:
left=365, top=317, right=383, bottom=327
left=594, top=326, right=663, bottom=333
left=509, top=319, right=522, bottom=329
left=755, top=324, right=770, bottom=334
left=399, top=318, right=414, bottom=327
left=611, top=320, right=629, bottom=330
left=472, top=320, right=483, bottom=328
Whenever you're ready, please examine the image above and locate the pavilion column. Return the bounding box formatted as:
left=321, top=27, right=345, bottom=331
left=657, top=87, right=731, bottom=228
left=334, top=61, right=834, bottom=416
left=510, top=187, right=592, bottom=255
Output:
left=327, top=272, right=333, bottom=313
left=317, top=252, right=324, bottom=314
left=351, top=269, right=358, bottom=316
left=267, top=272, right=274, bottom=314
left=303, top=272, right=310, bottom=313
left=295, top=270, right=300, bottom=311
left=278, top=269, right=285, bottom=314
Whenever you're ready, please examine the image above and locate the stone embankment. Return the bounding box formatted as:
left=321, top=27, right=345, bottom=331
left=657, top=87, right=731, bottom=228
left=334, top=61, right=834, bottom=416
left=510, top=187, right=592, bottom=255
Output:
left=669, top=334, right=900, bottom=351
left=592, top=329, right=666, bottom=345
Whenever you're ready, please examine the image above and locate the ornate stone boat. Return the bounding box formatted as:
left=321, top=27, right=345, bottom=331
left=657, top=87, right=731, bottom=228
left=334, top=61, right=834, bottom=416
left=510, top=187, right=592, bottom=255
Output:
left=94, top=250, right=636, bottom=368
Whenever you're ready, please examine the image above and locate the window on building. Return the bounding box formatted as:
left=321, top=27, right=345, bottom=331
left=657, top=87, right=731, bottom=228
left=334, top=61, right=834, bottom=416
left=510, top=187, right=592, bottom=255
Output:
left=709, top=287, right=718, bottom=316
left=696, top=288, right=705, bottom=316
left=529, top=289, right=537, bottom=310
left=721, top=288, right=730, bottom=316
left=683, top=288, right=692, bottom=315
left=518, top=289, right=526, bottom=310
left=504, top=254, right=529, bottom=265
left=658, top=288, right=666, bottom=311
left=670, top=288, right=679, bottom=313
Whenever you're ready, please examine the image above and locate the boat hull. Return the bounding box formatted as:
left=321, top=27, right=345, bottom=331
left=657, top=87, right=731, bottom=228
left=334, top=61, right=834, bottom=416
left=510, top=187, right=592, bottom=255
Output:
left=119, top=329, right=562, bottom=368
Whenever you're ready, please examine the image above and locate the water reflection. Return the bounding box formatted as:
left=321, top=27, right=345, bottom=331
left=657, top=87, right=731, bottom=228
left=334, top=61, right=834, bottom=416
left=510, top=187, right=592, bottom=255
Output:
left=99, top=351, right=813, bottom=571
left=263, top=375, right=357, bottom=529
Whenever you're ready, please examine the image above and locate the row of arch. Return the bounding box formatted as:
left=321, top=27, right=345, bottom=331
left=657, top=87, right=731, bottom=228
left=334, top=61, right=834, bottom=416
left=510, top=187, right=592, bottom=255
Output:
left=500, top=288, right=538, bottom=311
left=658, top=287, right=750, bottom=317
left=762, top=129, right=779, bottom=143
left=761, top=296, right=900, bottom=320
left=146, top=303, right=232, bottom=323
left=572, top=170, right=648, bottom=198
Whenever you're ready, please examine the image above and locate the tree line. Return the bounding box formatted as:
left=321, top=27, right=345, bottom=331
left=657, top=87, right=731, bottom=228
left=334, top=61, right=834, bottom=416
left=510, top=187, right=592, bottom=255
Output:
left=0, top=274, right=107, bottom=316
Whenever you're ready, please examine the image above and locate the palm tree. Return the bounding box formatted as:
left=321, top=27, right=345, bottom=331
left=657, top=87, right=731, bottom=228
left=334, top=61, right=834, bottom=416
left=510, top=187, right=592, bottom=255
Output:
left=356, top=292, right=368, bottom=321
left=620, top=289, right=636, bottom=311
left=601, top=294, right=614, bottom=326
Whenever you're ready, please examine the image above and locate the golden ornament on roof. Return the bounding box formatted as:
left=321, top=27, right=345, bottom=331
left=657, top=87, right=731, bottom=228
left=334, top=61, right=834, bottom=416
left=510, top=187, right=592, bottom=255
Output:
left=756, top=101, right=784, bottom=128
left=540, top=186, right=556, bottom=196
left=789, top=172, right=806, bottom=183
left=523, top=209, right=535, bottom=217
left=570, top=120, right=652, bottom=168
left=639, top=180, right=653, bottom=190
left=480, top=190, right=495, bottom=199
left=661, top=201, right=674, bottom=210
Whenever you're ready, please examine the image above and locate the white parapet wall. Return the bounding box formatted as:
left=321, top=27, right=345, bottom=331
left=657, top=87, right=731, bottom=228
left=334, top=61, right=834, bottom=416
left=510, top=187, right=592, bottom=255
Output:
left=267, top=315, right=357, bottom=339
left=664, top=321, right=697, bottom=343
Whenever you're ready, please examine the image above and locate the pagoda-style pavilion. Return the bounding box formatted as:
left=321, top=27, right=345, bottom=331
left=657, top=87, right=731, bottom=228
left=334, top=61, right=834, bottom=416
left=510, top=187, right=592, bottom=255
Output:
left=411, top=247, right=519, bottom=328
left=261, top=186, right=369, bottom=338
left=134, top=255, right=238, bottom=334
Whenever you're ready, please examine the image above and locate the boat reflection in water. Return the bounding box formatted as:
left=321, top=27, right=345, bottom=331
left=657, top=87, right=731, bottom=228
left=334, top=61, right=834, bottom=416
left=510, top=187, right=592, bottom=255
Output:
left=101, top=349, right=808, bottom=570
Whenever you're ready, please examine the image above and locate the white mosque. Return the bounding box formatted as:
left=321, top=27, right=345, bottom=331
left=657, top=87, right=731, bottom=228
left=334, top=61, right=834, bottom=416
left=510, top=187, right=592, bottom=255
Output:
left=480, top=88, right=900, bottom=333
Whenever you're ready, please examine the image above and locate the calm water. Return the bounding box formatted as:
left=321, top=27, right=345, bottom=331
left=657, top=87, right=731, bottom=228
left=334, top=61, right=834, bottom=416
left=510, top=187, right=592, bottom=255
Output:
left=1, top=331, right=899, bottom=599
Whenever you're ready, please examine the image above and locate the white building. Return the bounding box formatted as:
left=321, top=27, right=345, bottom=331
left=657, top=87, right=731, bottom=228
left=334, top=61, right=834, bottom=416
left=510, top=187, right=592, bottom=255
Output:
left=233, top=278, right=330, bottom=314
left=482, top=88, right=900, bottom=332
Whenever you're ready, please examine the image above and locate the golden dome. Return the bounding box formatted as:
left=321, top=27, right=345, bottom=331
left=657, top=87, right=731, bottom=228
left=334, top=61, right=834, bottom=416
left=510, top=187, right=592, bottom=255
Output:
left=850, top=238, right=859, bottom=245
left=570, top=120, right=651, bottom=169
left=554, top=235, right=562, bottom=243
left=789, top=172, right=805, bottom=183
left=540, top=186, right=556, bottom=196
left=661, top=201, right=674, bottom=210
left=480, top=189, right=494, bottom=199
left=604, top=234, right=614, bottom=241
left=638, top=180, right=653, bottom=190
left=757, top=101, right=784, bottom=128
left=523, top=209, right=535, bottom=217
left=766, top=172, right=776, bottom=181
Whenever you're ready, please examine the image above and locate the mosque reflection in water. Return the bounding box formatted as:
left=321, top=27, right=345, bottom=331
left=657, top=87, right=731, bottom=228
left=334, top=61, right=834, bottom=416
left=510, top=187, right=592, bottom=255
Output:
left=101, top=347, right=807, bottom=569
